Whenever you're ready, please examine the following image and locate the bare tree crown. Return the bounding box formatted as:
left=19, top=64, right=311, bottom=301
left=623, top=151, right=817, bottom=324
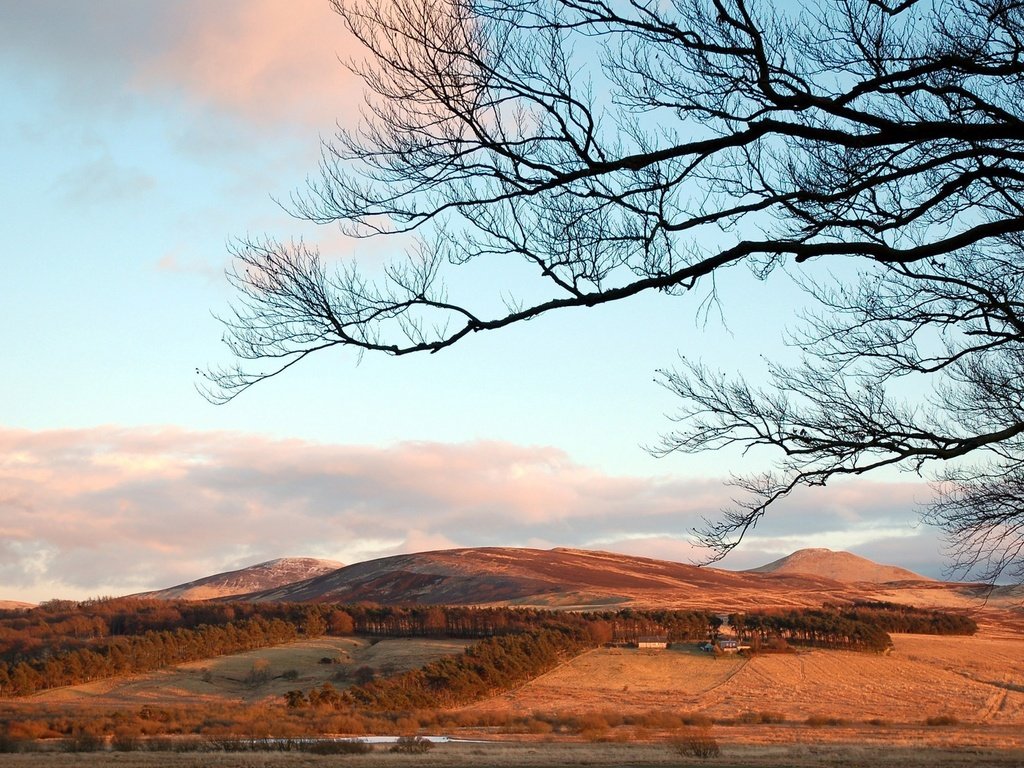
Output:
left=205, top=0, right=1024, bottom=582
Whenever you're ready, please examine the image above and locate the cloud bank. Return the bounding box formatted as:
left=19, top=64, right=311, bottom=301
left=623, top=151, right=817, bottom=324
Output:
left=0, top=426, right=949, bottom=602
left=2, top=1, right=355, bottom=130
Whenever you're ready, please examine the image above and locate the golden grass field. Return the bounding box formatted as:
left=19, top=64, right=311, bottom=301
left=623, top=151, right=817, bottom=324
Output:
left=28, top=637, right=472, bottom=705
left=9, top=625, right=1024, bottom=765
left=460, top=629, right=1024, bottom=730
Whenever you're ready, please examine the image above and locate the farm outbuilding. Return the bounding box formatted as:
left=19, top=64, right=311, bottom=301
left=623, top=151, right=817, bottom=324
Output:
left=635, top=637, right=669, bottom=649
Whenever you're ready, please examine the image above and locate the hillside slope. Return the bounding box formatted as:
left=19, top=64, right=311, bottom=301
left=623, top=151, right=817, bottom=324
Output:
left=241, top=547, right=850, bottom=610
left=137, top=557, right=344, bottom=600
left=0, top=600, right=35, bottom=610
left=748, top=548, right=929, bottom=583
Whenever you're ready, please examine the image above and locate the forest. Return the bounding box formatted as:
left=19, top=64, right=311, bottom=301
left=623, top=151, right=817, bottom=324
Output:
left=0, top=601, right=714, bottom=698
left=295, top=628, right=592, bottom=711
left=0, top=599, right=976, bottom=698
left=729, top=603, right=977, bottom=652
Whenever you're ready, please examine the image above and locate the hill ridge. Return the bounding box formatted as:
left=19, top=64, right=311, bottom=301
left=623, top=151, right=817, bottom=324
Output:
left=136, top=557, right=344, bottom=601
left=747, top=547, right=929, bottom=583
left=235, top=546, right=851, bottom=610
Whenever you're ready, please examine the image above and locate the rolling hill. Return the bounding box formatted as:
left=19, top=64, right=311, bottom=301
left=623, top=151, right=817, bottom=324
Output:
left=0, top=600, right=35, bottom=611
left=132, top=546, right=1016, bottom=619
left=748, top=548, right=929, bottom=583
left=135, top=557, right=344, bottom=600
left=238, top=547, right=854, bottom=610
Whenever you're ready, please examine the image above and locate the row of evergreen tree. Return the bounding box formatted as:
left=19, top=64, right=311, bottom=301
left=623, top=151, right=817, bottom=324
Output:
left=731, top=610, right=893, bottom=651
left=0, top=599, right=321, bottom=663
left=728, top=602, right=976, bottom=653
left=290, top=627, right=592, bottom=711
left=0, top=615, right=300, bottom=697
left=839, top=601, right=977, bottom=635
left=0, top=597, right=976, bottom=697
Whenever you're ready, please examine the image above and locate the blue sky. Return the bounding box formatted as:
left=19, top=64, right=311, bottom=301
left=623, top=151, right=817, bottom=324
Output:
left=0, top=0, right=948, bottom=602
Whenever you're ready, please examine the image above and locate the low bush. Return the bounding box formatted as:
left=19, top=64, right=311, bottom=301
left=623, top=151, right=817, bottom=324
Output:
left=805, top=714, right=845, bottom=727
left=576, top=712, right=610, bottom=733
left=925, top=715, right=959, bottom=727
left=111, top=731, right=142, bottom=751
left=391, top=735, right=434, bottom=754
left=0, top=733, right=27, bottom=754
left=670, top=728, right=720, bottom=759
left=61, top=730, right=106, bottom=753
left=305, top=739, right=373, bottom=754
left=524, top=717, right=553, bottom=734
left=682, top=712, right=714, bottom=728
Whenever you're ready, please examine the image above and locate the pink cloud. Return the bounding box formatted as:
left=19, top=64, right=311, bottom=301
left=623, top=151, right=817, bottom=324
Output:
left=0, top=426, right=942, bottom=602
left=134, top=0, right=358, bottom=128
left=4, top=1, right=358, bottom=130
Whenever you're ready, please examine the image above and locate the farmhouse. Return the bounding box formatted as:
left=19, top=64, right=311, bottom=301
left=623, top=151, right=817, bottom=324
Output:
left=718, top=639, right=739, bottom=652
left=635, top=636, right=669, bottom=649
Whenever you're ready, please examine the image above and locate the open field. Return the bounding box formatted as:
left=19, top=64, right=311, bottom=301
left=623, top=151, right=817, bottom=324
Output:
left=460, top=629, right=1024, bottom=729
left=7, top=621, right=1024, bottom=762
left=27, top=637, right=472, bottom=705
left=1, top=739, right=1023, bottom=768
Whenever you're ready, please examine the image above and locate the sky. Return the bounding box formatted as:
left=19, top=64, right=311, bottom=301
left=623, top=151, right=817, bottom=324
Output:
left=0, top=0, right=951, bottom=603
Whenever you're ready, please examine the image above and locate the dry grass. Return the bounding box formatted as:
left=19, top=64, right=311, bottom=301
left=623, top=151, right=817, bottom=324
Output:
left=11, top=617, right=1024, bottom=759
left=461, top=645, right=745, bottom=716
left=460, top=629, right=1024, bottom=729
left=28, top=637, right=472, bottom=706
left=0, top=739, right=1023, bottom=768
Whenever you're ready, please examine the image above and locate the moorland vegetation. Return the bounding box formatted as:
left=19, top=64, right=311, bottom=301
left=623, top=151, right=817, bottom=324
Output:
left=0, top=600, right=977, bottom=699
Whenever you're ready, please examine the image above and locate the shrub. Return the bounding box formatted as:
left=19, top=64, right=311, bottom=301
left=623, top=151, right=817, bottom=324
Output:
left=524, top=717, right=553, bottom=734
left=391, top=735, right=434, bottom=754
left=670, top=728, right=720, bottom=759
left=305, top=739, right=373, bottom=755
left=145, top=736, right=178, bottom=751
left=805, top=714, right=845, bottom=727
left=631, top=709, right=686, bottom=729
left=354, top=665, right=376, bottom=685
left=681, top=712, right=714, bottom=728
left=925, top=715, right=959, bottom=727
left=576, top=712, right=610, bottom=734
left=0, top=732, right=25, bottom=754
left=111, top=731, right=141, bottom=751
left=245, top=658, right=271, bottom=687
left=61, top=729, right=106, bottom=753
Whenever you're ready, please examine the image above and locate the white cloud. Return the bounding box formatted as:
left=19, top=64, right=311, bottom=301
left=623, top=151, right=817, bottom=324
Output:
left=0, top=425, right=945, bottom=601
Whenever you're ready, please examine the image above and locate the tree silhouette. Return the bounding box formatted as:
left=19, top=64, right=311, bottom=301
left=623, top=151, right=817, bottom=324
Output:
left=205, top=0, right=1024, bottom=582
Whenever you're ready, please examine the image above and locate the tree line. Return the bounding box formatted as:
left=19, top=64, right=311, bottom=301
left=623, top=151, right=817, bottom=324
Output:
left=0, top=601, right=717, bottom=669
left=290, top=627, right=592, bottom=712
left=838, top=602, right=978, bottom=636
left=729, top=603, right=976, bottom=653
left=732, top=610, right=893, bottom=652
left=0, top=599, right=321, bottom=663
left=0, top=615, right=303, bottom=697
left=1, top=597, right=974, bottom=696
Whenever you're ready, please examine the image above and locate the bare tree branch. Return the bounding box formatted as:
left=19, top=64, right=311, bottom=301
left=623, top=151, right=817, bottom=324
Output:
left=205, top=0, right=1024, bottom=582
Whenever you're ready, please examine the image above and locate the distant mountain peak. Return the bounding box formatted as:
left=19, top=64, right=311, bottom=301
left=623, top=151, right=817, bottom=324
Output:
left=238, top=545, right=854, bottom=608
left=136, top=557, right=344, bottom=601
left=748, top=548, right=929, bottom=583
